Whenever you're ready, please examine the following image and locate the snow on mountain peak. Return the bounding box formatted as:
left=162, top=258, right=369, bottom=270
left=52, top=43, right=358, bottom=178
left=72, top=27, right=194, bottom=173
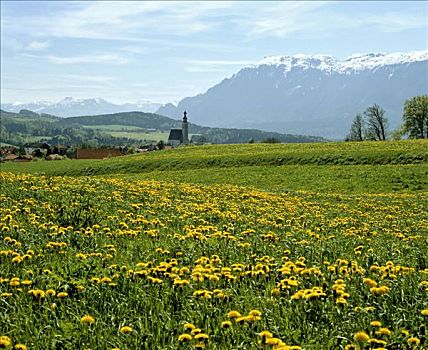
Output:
left=252, top=50, right=428, bottom=73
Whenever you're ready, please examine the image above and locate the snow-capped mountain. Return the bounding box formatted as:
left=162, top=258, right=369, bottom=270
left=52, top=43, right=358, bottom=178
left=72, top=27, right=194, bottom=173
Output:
left=1, top=97, right=162, bottom=117
left=157, top=51, right=428, bottom=138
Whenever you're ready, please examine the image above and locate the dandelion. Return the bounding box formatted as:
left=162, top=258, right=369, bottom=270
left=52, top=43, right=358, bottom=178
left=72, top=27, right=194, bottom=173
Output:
left=183, top=323, right=195, bottom=332
left=353, top=331, right=370, bottom=342
left=195, top=343, right=205, bottom=349
left=259, top=330, right=273, bottom=339
left=407, top=337, right=420, bottom=345
left=248, top=309, right=262, bottom=317
left=57, top=292, right=68, bottom=298
left=80, top=315, right=95, bottom=325
left=178, top=334, right=192, bottom=341
left=119, top=326, right=133, bottom=334
left=265, top=337, right=282, bottom=345
left=221, top=321, right=232, bottom=328
left=336, top=297, right=347, bottom=304
left=421, top=309, right=428, bottom=316
left=370, top=321, right=382, bottom=327
left=227, top=310, right=242, bottom=318
left=194, top=333, right=209, bottom=341
left=14, top=344, right=28, bottom=350
left=375, top=328, right=391, bottom=336
left=46, top=289, right=56, bottom=296
left=0, top=336, right=12, bottom=348
left=363, top=278, right=377, bottom=287
left=190, top=328, right=202, bottom=335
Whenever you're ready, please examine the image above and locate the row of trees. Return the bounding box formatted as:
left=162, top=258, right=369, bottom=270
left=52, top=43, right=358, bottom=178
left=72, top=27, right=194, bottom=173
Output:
left=346, top=95, right=428, bottom=141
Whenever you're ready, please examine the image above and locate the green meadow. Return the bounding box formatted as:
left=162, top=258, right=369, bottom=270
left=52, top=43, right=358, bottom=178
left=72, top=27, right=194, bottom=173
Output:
left=1, top=140, right=427, bottom=349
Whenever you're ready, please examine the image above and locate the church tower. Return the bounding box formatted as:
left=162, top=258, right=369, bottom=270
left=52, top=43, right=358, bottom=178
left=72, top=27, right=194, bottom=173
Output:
left=182, top=110, right=189, bottom=144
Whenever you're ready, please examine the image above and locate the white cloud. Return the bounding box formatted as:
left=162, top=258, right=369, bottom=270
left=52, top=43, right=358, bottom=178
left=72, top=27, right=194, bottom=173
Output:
left=44, top=54, right=130, bottom=65
left=1, top=1, right=234, bottom=41
left=236, top=2, right=427, bottom=39
left=27, top=41, right=50, bottom=51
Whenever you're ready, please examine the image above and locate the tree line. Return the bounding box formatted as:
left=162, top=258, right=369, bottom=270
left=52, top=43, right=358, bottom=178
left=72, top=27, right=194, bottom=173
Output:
left=346, top=95, right=428, bottom=141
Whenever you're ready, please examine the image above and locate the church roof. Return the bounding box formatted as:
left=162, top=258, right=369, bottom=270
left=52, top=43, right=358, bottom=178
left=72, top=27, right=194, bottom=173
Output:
left=168, top=129, right=183, bottom=142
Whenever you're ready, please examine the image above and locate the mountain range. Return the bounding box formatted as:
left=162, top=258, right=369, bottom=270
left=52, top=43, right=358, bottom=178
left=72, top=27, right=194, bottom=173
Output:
left=1, top=97, right=162, bottom=117
left=2, top=51, right=427, bottom=139
left=158, top=51, right=428, bottom=138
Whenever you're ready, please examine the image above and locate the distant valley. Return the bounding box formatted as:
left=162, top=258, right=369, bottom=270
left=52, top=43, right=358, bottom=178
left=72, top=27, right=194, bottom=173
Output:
left=0, top=109, right=325, bottom=147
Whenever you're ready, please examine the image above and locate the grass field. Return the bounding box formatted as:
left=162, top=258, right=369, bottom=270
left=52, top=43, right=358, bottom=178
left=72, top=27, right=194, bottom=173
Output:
left=1, top=140, right=427, bottom=349
left=81, top=124, right=171, bottom=141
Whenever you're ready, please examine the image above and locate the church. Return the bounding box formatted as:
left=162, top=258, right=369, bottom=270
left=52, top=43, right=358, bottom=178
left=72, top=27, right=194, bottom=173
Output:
left=168, top=111, right=189, bottom=146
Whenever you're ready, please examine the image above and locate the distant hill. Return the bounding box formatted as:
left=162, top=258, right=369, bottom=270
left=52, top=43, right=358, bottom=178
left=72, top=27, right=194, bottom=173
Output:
left=157, top=51, right=428, bottom=138
left=1, top=110, right=325, bottom=147
left=61, top=111, right=325, bottom=143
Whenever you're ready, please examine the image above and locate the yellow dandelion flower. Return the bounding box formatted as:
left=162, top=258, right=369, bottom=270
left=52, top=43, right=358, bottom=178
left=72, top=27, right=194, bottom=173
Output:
left=344, top=345, right=358, bottom=350
left=14, top=344, right=28, bottom=350
left=353, top=331, right=370, bottom=342
left=119, top=326, right=133, bottom=334
left=31, top=289, right=46, bottom=298
left=57, top=292, right=68, bottom=298
left=375, top=328, right=391, bottom=336
left=221, top=321, right=232, bottom=328
left=421, top=309, right=428, bottom=316
left=227, top=310, right=242, bottom=318
left=363, top=278, right=377, bottom=287
left=0, top=336, right=12, bottom=347
left=194, top=333, right=209, bottom=340
left=190, top=328, right=202, bottom=335
left=183, top=323, right=195, bottom=332
left=368, top=338, right=387, bottom=346
left=265, top=337, right=282, bottom=345
left=248, top=309, right=262, bottom=317
left=178, top=334, right=192, bottom=341
left=370, top=321, right=382, bottom=327
left=46, top=289, right=56, bottom=296
left=258, top=330, right=273, bottom=338
left=80, top=315, right=95, bottom=325
left=195, top=343, right=205, bottom=349
left=336, top=297, right=347, bottom=304
left=407, top=337, right=420, bottom=345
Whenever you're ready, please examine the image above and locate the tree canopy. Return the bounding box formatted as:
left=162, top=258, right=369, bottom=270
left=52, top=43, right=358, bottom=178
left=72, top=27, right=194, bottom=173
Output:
left=402, top=95, right=428, bottom=139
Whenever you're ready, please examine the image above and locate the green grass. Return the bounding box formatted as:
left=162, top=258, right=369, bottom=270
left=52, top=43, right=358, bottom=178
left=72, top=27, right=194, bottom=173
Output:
left=109, top=131, right=170, bottom=141
left=2, top=140, right=427, bottom=176
left=128, top=164, right=428, bottom=194
left=82, top=124, right=147, bottom=131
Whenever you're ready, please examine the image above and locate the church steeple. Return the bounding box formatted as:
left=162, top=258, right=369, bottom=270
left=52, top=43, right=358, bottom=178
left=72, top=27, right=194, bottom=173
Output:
left=182, top=110, right=189, bottom=144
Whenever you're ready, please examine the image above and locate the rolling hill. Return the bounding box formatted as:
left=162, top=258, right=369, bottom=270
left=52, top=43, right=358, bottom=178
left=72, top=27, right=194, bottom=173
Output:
left=0, top=110, right=325, bottom=146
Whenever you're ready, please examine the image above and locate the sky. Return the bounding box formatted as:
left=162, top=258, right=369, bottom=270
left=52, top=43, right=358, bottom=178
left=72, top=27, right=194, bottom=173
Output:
left=1, top=1, right=427, bottom=104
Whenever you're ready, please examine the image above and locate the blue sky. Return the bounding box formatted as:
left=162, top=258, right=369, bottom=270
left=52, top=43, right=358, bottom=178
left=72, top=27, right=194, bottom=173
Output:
left=1, top=1, right=427, bottom=104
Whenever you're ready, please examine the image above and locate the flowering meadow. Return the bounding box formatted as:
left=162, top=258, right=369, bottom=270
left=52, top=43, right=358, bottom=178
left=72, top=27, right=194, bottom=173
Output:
left=0, top=167, right=427, bottom=350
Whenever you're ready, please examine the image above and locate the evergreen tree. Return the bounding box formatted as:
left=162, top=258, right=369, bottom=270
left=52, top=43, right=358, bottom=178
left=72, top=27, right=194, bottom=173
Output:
left=346, top=113, right=364, bottom=141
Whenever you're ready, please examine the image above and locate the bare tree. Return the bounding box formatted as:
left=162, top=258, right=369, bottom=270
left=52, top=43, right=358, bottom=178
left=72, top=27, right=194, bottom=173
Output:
left=364, top=104, right=388, bottom=141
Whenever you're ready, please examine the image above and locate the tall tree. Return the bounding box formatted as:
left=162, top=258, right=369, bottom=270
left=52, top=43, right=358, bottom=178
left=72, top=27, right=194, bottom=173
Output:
left=346, top=113, right=364, bottom=141
left=402, top=95, right=428, bottom=139
left=364, top=104, right=388, bottom=141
